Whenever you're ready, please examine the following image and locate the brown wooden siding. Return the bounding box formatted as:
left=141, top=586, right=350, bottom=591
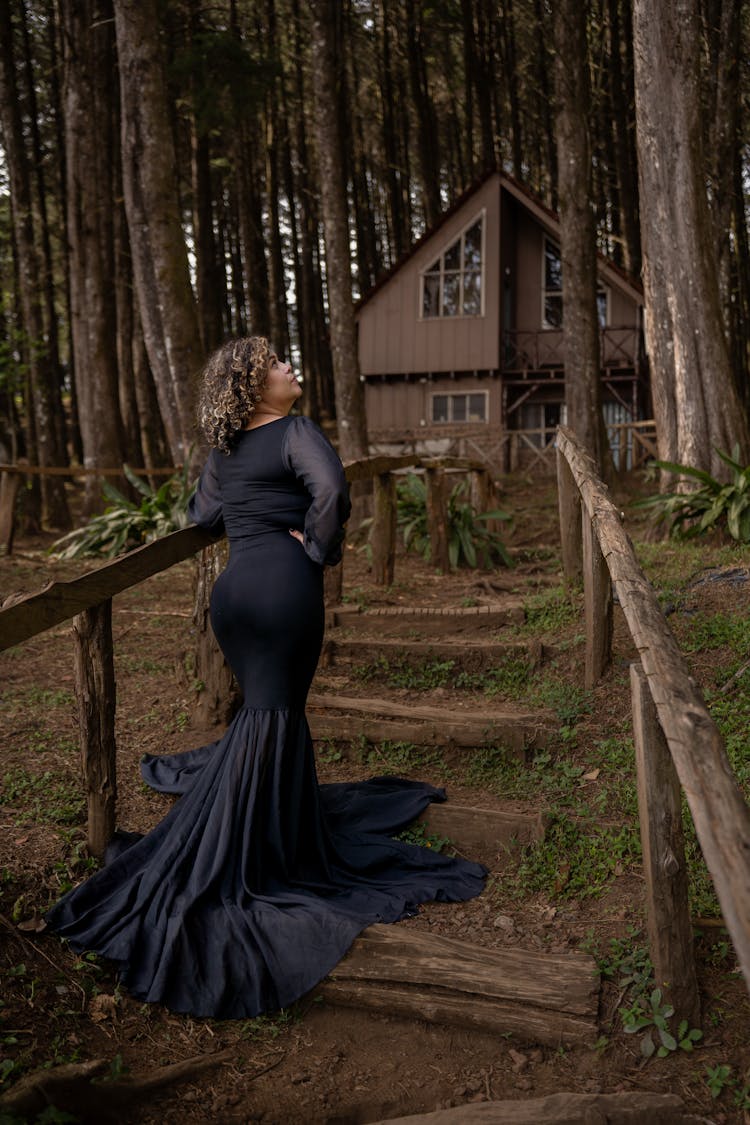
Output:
left=365, top=374, right=501, bottom=431
left=358, top=176, right=502, bottom=376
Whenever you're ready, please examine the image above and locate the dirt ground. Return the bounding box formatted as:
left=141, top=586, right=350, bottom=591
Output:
left=0, top=471, right=749, bottom=1124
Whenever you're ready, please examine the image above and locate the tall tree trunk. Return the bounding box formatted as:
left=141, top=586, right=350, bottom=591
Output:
left=403, top=0, right=442, bottom=226
left=113, top=0, right=204, bottom=465
left=265, top=0, right=291, bottom=360
left=0, top=2, right=70, bottom=528
left=308, top=0, right=368, bottom=458
left=554, top=0, right=608, bottom=472
left=61, top=0, right=127, bottom=507
left=608, top=0, right=641, bottom=275
left=633, top=0, right=749, bottom=475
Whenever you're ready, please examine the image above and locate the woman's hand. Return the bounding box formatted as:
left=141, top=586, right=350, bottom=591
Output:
left=289, top=529, right=304, bottom=544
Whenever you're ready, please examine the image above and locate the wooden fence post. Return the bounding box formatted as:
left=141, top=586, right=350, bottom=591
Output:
left=72, top=600, right=116, bottom=859
left=193, top=543, right=240, bottom=726
left=631, top=662, right=701, bottom=1027
left=425, top=465, right=450, bottom=571
left=324, top=560, right=343, bottom=608
left=556, top=446, right=582, bottom=585
left=0, top=471, right=21, bottom=555
left=582, top=510, right=612, bottom=688
left=371, top=471, right=397, bottom=586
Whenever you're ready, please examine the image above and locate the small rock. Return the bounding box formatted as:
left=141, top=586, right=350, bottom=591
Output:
left=508, top=1049, right=528, bottom=1072
left=493, top=914, right=515, bottom=932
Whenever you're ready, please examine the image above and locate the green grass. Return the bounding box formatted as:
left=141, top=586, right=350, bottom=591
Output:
left=517, top=586, right=579, bottom=635
left=0, top=768, right=84, bottom=827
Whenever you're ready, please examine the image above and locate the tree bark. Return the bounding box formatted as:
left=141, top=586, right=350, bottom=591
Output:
left=61, top=0, right=127, bottom=507
left=633, top=0, right=750, bottom=474
left=553, top=0, right=608, bottom=472
left=113, top=0, right=204, bottom=466
left=308, top=0, right=368, bottom=459
left=0, top=3, right=70, bottom=529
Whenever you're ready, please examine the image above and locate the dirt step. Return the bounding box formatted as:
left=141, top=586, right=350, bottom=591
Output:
left=329, top=602, right=525, bottom=637
left=307, top=693, right=554, bottom=755
left=322, top=636, right=544, bottom=674
left=419, top=802, right=547, bottom=851
left=319, top=924, right=599, bottom=1048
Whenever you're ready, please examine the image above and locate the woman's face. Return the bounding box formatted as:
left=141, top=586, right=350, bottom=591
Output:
left=257, top=353, right=302, bottom=414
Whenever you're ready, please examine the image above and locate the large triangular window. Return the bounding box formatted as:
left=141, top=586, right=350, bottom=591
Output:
left=543, top=238, right=608, bottom=328
left=421, top=215, right=484, bottom=319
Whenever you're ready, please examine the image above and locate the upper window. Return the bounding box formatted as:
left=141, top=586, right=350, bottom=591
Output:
left=543, top=238, right=608, bottom=328
left=421, top=215, right=484, bottom=319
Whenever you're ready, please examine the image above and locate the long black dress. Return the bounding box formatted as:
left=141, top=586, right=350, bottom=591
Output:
left=45, top=415, right=486, bottom=1019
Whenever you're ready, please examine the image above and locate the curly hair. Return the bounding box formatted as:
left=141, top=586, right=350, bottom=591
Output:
left=197, top=336, right=272, bottom=453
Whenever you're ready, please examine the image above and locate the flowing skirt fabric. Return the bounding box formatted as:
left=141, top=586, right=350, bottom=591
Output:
left=45, top=534, right=486, bottom=1019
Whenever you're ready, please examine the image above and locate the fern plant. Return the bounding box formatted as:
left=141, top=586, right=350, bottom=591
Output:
left=396, top=472, right=512, bottom=568
left=635, top=446, right=750, bottom=542
left=50, top=462, right=197, bottom=559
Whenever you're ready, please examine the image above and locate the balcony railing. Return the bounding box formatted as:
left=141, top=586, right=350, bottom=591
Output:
left=502, top=326, right=642, bottom=375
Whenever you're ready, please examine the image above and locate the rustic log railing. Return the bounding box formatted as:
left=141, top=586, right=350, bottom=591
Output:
left=555, top=424, right=750, bottom=1017
left=0, top=452, right=494, bottom=859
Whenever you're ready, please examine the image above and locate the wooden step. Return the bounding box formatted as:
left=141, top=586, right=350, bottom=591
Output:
left=330, top=602, right=525, bottom=636
left=319, top=924, right=599, bottom=1048
left=322, top=636, right=543, bottom=674
left=418, top=803, right=547, bottom=850
left=374, top=1092, right=702, bottom=1125
left=308, top=693, right=553, bottom=755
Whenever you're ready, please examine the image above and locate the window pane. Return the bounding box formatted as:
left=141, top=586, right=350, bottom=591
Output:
left=468, top=394, right=486, bottom=422
left=545, top=241, right=562, bottom=291
left=544, top=293, right=563, bottom=328
left=423, top=273, right=440, bottom=318
left=442, top=273, right=460, bottom=316
left=444, top=239, right=460, bottom=271
left=462, top=271, right=481, bottom=315
left=597, top=290, right=607, bottom=327
left=452, top=395, right=467, bottom=422
left=427, top=259, right=440, bottom=274
left=432, top=395, right=448, bottom=423
left=463, top=221, right=482, bottom=270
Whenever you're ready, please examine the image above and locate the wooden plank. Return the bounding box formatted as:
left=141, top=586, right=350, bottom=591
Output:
left=425, top=465, right=449, bottom=571
left=417, top=803, right=547, bottom=848
left=371, top=472, right=397, bottom=586
left=556, top=424, right=750, bottom=994
left=323, top=637, right=540, bottom=673
left=0, top=524, right=215, bottom=652
left=631, top=662, right=700, bottom=1026
left=320, top=924, right=599, bottom=1047
left=331, top=603, right=526, bottom=631
left=556, top=446, right=582, bottom=584
left=582, top=508, right=612, bottom=688
left=309, top=715, right=538, bottom=755
left=72, top=601, right=116, bottom=859
left=0, top=470, right=21, bottom=555
left=308, top=692, right=549, bottom=727
left=374, top=1092, right=700, bottom=1124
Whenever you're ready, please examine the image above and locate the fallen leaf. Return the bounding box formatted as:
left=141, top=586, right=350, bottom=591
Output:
left=17, top=915, right=46, bottom=933
left=583, top=768, right=600, bottom=781
left=89, top=993, right=118, bottom=1023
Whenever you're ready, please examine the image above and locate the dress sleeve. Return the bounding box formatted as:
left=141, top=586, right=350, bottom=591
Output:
left=282, top=416, right=351, bottom=566
left=187, top=448, right=225, bottom=537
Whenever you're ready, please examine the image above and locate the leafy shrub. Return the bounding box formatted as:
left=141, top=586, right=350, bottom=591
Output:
left=635, top=447, right=750, bottom=542
left=50, top=462, right=196, bottom=559
left=396, top=472, right=512, bottom=568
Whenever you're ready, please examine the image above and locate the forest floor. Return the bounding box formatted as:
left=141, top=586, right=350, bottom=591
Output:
left=0, top=470, right=749, bottom=1124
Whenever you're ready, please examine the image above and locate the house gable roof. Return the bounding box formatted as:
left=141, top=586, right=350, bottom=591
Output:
left=355, top=169, right=643, bottom=312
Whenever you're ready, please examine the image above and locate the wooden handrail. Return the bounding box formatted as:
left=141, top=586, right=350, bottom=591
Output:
left=0, top=453, right=489, bottom=653
left=555, top=424, right=750, bottom=1000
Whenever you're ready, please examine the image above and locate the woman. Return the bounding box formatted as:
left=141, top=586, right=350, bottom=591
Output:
left=45, top=336, right=486, bottom=1019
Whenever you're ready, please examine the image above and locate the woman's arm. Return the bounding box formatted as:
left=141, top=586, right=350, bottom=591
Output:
left=187, top=448, right=225, bottom=536
left=282, top=417, right=351, bottom=565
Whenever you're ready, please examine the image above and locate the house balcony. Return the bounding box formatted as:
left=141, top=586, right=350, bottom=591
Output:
left=502, top=326, right=645, bottom=381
